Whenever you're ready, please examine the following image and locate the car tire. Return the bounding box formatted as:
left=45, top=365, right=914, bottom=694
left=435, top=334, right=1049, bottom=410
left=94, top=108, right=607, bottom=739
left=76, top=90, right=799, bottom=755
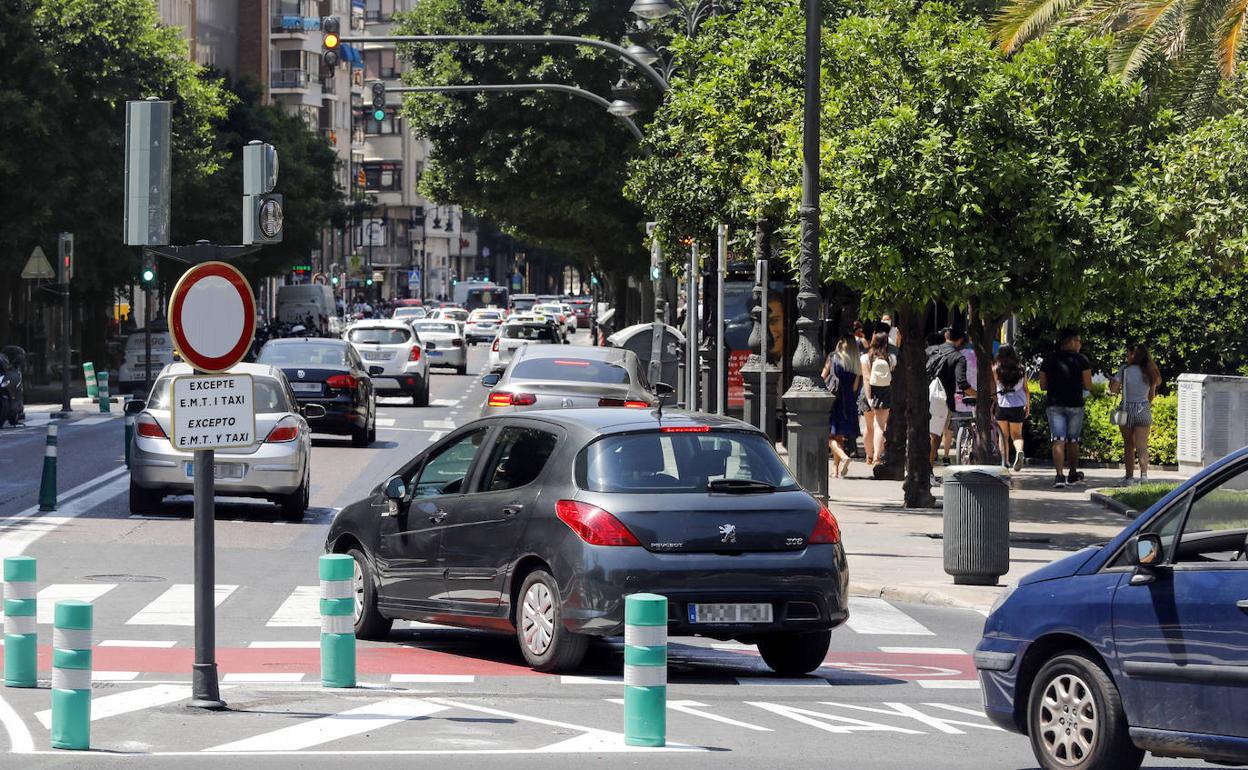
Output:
left=346, top=546, right=393, bottom=640
left=279, top=472, right=308, bottom=521
left=414, top=376, right=430, bottom=407
left=351, top=421, right=370, bottom=447
left=455, top=363, right=467, bottom=376
left=757, top=630, right=832, bottom=676
left=129, top=480, right=164, bottom=516
left=1027, top=653, right=1143, bottom=770
left=367, top=407, right=377, bottom=444
left=515, top=569, right=587, bottom=673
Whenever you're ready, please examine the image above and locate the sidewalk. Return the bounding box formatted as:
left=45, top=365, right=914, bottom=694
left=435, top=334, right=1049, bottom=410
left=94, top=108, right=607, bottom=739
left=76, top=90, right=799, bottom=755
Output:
left=831, top=463, right=1188, bottom=612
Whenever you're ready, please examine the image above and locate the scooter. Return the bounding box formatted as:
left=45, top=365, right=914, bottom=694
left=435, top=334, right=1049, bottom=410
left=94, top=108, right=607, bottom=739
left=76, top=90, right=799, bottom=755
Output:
left=0, top=346, right=26, bottom=426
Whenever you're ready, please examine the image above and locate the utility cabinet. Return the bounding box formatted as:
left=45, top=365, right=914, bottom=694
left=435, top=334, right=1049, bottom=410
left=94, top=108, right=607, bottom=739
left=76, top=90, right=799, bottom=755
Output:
left=1177, top=373, right=1248, bottom=471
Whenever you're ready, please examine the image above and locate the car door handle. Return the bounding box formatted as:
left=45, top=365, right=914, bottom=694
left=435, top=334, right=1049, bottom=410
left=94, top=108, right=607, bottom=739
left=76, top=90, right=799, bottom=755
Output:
left=1238, top=599, right=1248, bottom=613
left=429, top=510, right=448, bottom=524
left=502, top=504, right=524, bottom=517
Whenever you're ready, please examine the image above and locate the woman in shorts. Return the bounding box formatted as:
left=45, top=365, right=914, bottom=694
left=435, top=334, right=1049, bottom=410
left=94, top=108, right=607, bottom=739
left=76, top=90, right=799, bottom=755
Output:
left=994, top=345, right=1029, bottom=471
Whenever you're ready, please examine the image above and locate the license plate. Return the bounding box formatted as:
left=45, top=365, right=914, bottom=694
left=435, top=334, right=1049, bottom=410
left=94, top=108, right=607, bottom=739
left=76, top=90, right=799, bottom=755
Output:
left=688, top=603, right=773, bottom=624
left=428, top=350, right=442, bottom=357
left=185, top=462, right=244, bottom=480
left=363, top=351, right=390, bottom=361
left=291, top=383, right=321, bottom=393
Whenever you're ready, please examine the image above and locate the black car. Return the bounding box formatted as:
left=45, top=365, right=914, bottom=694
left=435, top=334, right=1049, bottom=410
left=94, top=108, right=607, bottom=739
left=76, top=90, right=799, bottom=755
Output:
left=257, top=338, right=376, bottom=446
left=325, top=409, right=849, bottom=673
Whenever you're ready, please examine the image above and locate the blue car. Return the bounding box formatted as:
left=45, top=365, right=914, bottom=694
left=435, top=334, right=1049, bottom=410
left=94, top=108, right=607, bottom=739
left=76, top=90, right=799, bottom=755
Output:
left=976, top=447, right=1248, bottom=770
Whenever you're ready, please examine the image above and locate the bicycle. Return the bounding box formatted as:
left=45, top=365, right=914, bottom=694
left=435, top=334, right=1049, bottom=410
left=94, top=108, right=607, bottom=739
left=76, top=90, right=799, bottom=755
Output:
left=951, top=399, right=1006, bottom=467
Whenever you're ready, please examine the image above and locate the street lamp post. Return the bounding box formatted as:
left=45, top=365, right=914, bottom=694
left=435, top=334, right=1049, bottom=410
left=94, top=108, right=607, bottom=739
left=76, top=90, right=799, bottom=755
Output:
left=780, top=0, right=833, bottom=502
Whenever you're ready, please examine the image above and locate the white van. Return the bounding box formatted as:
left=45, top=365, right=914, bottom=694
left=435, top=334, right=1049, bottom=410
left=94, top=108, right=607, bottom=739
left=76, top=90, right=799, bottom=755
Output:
left=118, top=329, right=174, bottom=395
left=277, top=284, right=336, bottom=332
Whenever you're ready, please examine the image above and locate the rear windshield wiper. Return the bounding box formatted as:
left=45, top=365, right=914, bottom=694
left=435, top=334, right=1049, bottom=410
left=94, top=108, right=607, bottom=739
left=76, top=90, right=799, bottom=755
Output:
left=708, top=478, right=776, bottom=494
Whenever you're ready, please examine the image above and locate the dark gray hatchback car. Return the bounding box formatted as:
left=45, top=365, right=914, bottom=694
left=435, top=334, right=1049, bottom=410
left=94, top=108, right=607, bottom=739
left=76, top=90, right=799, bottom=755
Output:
left=325, top=409, right=849, bottom=673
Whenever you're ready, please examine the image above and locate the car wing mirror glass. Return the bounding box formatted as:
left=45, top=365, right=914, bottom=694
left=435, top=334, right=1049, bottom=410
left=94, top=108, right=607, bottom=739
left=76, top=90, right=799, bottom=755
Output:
left=383, top=475, right=407, bottom=501
left=654, top=382, right=675, bottom=396
left=123, top=399, right=146, bottom=415
left=481, top=372, right=501, bottom=388
left=303, top=403, right=326, bottom=419
left=1127, top=533, right=1164, bottom=585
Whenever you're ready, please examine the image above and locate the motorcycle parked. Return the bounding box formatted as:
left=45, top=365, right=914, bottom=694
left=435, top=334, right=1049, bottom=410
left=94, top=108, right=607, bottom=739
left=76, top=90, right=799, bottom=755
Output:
left=0, top=346, right=25, bottom=427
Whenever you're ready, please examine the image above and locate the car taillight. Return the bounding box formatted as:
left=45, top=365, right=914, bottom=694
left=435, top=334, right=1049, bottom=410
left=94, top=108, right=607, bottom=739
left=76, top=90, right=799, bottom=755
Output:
left=488, top=392, right=536, bottom=407
left=136, top=413, right=166, bottom=439
left=809, top=505, right=841, bottom=544
left=492, top=338, right=500, bottom=352
left=660, top=425, right=710, bottom=433
left=265, top=416, right=300, bottom=443
left=487, top=392, right=511, bottom=407
left=452, top=338, right=464, bottom=347
left=326, top=374, right=357, bottom=390
left=409, top=346, right=421, bottom=362
left=597, top=398, right=652, bottom=408
left=555, top=500, right=640, bottom=547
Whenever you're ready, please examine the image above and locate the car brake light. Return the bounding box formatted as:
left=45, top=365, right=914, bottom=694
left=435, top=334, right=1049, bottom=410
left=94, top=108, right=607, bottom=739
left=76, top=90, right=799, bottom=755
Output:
left=265, top=416, right=300, bottom=443
left=488, top=392, right=536, bottom=407
left=555, top=360, right=591, bottom=367
left=136, top=413, right=166, bottom=439
left=809, top=505, right=841, bottom=544
left=660, top=425, right=711, bottom=433
left=555, top=500, right=640, bottom=547
left=492, top=337, right=500, bottom=352
left=625, top=400, right=650, bottom=408
left=597, top=398, right=651, bottom=408
left=487, top=392, right=511, bottom=407
left=409, top=346, right=422, bottom=362
left=326, top=374, right=357, bottom=390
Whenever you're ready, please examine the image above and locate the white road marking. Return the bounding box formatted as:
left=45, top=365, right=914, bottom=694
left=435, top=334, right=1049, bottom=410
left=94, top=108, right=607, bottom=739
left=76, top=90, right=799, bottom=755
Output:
left=73, top=416, right=112, bottom=426
left=747, top=702, right=924, bottom=735
left=916, top=680, right=980, bottom=689
left=247, top=641, right=320, bottom=649
left=389, top=674, right=475, bottom=683
left=428, top=432, right=444, bottom=442
left=265, top=585, right=320, bottom=627
left=221, top=673, right=306, bottom=683
left=822, top=702, right=1002, bottom=733
left=0, top=468, right=129, bottom=559
left=560, top=675, right=622, bottom=685
left=404, top=621, right=454, bottom=630
left=0, top=691, right=34, bottom=753
left=878, top=647, right=964, bottom=655
left=421, top=419, right=456, bottom=430
left=35, top=583, right=117, bottom=624
left=35, top=684, right=196, bottom=729
left=710, top=642, right=756, bottom=651
left=375, top=418, right=396, bottom=427
left=735, top=678, right=830, bottom=687
left=126, top=584, right=237, bottom=626
left=430, top=399, right=458, bottom=408
left=92, top=671, right=141, bottom=681
left=606, top=698, right=772, bottom=732
left=845, top=598, right=934, bottom=636
left=99, top=640, right=177, bottom=648
left=205, top=698, right=449, bottom=752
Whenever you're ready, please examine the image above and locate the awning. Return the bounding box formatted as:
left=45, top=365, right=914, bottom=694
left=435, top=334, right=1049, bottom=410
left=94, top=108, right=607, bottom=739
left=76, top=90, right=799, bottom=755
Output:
left=341, top=44, right=364, bottom=68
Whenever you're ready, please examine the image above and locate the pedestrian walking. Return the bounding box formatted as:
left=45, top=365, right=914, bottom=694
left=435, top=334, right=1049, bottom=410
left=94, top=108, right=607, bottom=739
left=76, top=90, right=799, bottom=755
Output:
left=927, top=326, right=972, bottom=482
left=822, top=334, right=861, bottom=478
left=1109, top=344, right=1162, bottom=485
left=994, top=345, right=1029, bottom=471
left=861, top=331, right=896, bottom=466
left=1039, top=329, right=1093, bottom=488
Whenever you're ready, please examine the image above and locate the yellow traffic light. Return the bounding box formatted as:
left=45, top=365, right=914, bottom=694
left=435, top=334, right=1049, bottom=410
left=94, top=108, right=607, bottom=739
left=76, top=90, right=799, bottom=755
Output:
left=323, top=32, right=339, bottom=49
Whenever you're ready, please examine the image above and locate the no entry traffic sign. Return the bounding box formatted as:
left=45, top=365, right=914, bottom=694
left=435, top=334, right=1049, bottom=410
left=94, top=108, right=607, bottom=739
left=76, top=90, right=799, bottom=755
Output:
left=168, top=261, right=256, bottom=373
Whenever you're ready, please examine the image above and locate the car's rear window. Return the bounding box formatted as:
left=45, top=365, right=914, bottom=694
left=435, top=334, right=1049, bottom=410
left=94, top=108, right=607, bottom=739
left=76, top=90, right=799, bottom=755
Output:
left=470, top=311, right=502, bottom=321
left=578, top=431, right=799, bottom=493
left=510, top=358, right=629, bottom=384
left=503, top=324, right=557, bottom=341
left=148, top=376, right=291, bottom=413
left=393, top=308, right=426, bottom=318
left=258, top=343, right=347, bottom=366
left=348, top=327, right=410, bottom=345
left=415, top=322, right=458, bottom=335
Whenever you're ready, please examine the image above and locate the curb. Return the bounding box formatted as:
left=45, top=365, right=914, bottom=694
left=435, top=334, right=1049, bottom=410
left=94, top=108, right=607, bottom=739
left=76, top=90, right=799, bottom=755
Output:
left=1088, top=490, right=1140, bottom=519
left=848, top=580, right=997, bottom=613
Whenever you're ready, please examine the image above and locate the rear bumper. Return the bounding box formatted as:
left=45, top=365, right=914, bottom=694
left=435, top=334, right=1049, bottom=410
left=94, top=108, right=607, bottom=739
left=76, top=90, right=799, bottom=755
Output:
left=557, top=543, right=849, bottom=639
left=372, top=370, right=424, bottom=393
left=425, top=348, right=467, bottom=368
left=129, top=437, right=304, bottom=496
left=298, top=396, right=365, bottom=435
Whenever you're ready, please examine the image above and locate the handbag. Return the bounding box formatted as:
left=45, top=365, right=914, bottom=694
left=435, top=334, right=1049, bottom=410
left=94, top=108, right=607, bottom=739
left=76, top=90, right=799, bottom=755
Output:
left=1110, top=368, right=1129, bottom=426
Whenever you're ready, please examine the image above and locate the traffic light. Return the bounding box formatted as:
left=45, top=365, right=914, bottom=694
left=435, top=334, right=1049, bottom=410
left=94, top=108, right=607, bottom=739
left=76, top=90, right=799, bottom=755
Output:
left=370, top=81, right=386, bottom=122
left=331, top=275, right=340, bottom=286
left=321, top=16, right=341, bottom=68
left=365, top=278, right=373, bottom=287
left=140, top=254, right=156, bottom=287
left=57, top=233, right=74, bottom=283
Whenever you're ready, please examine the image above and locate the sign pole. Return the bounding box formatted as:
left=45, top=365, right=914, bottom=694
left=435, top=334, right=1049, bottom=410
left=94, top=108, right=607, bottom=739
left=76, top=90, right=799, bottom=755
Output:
left=60, top=281, right=71, bottom=416
left=190, top=444, right=224, bottom=709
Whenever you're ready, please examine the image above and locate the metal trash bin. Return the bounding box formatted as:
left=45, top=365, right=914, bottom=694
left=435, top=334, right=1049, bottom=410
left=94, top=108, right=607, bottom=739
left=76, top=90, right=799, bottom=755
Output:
left=606, top=322, right=686, bottom=390
left=942, top=465, right=1010, bottom=586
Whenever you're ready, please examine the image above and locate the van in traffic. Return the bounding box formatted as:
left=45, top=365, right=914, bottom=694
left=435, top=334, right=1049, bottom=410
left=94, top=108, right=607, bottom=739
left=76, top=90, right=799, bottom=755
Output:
left=118, top=328, right=174, bottom=396
left=277, top=284, right=336, bottom=332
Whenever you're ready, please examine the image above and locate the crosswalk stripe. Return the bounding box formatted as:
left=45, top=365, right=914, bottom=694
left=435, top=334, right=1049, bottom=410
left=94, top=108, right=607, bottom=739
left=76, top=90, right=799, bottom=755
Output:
left=560, top=675, right=622, bottom=685
left=265, top=585, right=320, bottom=627
left=126, top=584, right=237, bottom=626
left=222, top=673, right=305, bottom=683
left=204, top=698, right=449, bottom=752
left=389, top=674, right=475, bottom=684
left=73, top=416, right=113, bottom=426
left=735, top=678, right=830, bottom=687
left=99, top=640, right=178, bottom=648
left=845, top=598, right=934, bottom=636
left=35, top=684, right=194, bottom=729
left=35, top=584, right=117, bottom=624
left=248, top=641, right=320, bottom=649
left=375, top=418, right=396, bottom=427
left=916, top=680, right=979, bottom=689
left=93, top=672, right=141, bottom=681
left=878, top=647, right=964, bottom=655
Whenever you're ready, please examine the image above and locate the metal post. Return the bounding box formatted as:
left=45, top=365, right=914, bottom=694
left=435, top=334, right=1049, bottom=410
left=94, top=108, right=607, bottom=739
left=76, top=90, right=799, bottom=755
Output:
left=648, top=231, right=665, bottom=389
left=687, top=243, right=698, bottom=412
left=760, top=259, right=768, bottom=430
left=716, top=224, right=727, bottom=415
left=59, top=283, right=70, bottom=415
left=190, top=447, right=224, bottom=709
left=144, top=285, right=152, bottom=396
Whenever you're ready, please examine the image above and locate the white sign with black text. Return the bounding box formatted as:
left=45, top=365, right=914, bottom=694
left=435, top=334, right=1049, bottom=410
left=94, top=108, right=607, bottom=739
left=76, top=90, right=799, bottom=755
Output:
left=170, top=374, right=256, bottom=450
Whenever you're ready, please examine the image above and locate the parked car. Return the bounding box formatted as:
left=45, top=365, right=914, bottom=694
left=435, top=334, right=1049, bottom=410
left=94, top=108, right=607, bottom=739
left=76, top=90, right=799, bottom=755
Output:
left=325, top=409, right=848, bottom=672
left=127, top=362, right=317, bottom=520
left=256, top=338, right=376, bottom=446
left=480, top=345, right=659, bottom=416
left=489, top=318, right=560, bottom=372
left=976, top=446, right=1248, bottom=770
left=344, top=320, right=430, bottom=406
left=464, top=309, right=504, bottom=345
left=410, top=319, right=468, bottom=376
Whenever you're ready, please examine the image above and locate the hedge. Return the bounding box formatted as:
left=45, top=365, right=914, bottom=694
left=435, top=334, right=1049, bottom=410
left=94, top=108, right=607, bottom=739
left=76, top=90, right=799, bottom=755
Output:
left=1021, top=382, right=1178, bottom=466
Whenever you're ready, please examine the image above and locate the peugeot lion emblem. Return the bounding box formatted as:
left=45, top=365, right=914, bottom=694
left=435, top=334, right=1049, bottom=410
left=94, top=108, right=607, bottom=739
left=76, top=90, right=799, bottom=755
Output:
left=297, top=369, right=306, bottom=379
left=561, top=397, right=574, bottom=408
left=719, top=524, right=737, bottom=544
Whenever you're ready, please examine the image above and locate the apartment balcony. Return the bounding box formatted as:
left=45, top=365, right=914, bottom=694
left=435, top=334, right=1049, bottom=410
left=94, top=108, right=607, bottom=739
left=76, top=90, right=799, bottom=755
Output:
left=271, top=68, right=313, bottom=90
left=271, top=15, right=320, bottom=36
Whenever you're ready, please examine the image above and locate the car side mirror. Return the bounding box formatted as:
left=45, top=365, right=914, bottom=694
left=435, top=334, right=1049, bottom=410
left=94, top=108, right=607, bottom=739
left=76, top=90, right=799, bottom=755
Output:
left=481, top=372, right=501, bottom=388
left=654, top=382, right=674, bottom=396
left=303, top=403, right=326, bottom=419
left=1127, top=533, right=1164, bottom=585
left=369, top=366, right=384, bottom=376
left=123, top=399, right=146, bottom=415
left=383, top=475, right=407, bottom=501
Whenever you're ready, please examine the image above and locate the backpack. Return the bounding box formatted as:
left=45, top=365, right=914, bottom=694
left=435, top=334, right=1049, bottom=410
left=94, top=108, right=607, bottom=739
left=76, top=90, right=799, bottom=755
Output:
left=925, top=344, right=961, bottom=383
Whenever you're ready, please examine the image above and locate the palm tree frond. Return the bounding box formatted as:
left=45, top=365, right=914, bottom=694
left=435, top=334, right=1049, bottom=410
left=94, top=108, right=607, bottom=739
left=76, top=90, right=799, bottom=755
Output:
left=1215, top=0, right=1248, bottom=75
left=991, top=0, right=1091, bottom=52
left=1111, top=0, right=1190, bottom=77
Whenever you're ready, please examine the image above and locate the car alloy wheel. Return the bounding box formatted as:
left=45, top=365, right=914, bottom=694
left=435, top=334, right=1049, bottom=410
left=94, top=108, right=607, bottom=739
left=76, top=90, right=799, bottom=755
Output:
left=521, top=582, right=555, bottom=657
left=352, top=557, right=364, bottom=622
left=1037, top=673, right=1098, bottom=766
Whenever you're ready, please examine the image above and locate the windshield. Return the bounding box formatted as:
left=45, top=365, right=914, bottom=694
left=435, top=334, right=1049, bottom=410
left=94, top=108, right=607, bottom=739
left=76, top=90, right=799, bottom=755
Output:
left=393, top=308, right=426, bottom=319
left=503, top=324, right=558, bottom=341
left=510, top=358, right=629, bottom=384
left=148, top=376, right=291, bottom=414
left=348, top=327, right=411, bottom=345
left=258, top=343, right=348, bottom=367
left=512, top=298, right=536, bottom=312
left=415, top=322, right=458, bottom=335
left=534, top=304, right=563, bottom=316
left=579, top=431, right=798, bottom=493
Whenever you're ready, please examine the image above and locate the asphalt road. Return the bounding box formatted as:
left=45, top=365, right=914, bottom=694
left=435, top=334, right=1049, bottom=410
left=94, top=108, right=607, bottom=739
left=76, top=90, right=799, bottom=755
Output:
left=0, top=335, right=1204, bottom=768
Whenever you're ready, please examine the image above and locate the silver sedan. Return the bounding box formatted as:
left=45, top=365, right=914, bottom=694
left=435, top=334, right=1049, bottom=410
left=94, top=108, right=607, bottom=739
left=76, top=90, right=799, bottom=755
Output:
left=410, top=319, right=468, bottom=375
left=127, top=362, right=317, bottom=521
left=480, top=345, right=660, bottom=415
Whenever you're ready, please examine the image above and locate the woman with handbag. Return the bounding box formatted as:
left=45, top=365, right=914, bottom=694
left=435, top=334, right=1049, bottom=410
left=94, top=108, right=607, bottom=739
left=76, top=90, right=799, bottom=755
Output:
left=1109, top=344, right=1162, bottom=485
left=822, top=334, right=861, bottom=478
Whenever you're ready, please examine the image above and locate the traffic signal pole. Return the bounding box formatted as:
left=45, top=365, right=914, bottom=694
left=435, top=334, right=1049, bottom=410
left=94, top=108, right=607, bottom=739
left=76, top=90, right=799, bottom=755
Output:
left=59, top=280, right=70, bottom=416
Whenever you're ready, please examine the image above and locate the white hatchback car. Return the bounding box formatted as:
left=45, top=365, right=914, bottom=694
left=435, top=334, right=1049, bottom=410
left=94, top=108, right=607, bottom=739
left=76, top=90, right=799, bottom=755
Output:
left=464, top=309, right=504, bottom=345
left=344, top=320, right=431, bottom=405
left=489, top=318, right=561, bottom=372
left=410, top=319, right=468, bottom=375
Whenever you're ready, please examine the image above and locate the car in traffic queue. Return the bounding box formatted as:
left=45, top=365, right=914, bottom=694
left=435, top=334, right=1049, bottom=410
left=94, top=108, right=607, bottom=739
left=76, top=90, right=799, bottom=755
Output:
left=344, top=320, right=431, bottom=406
left=325, top=408, right=848, bottom=673
left=430, top=307, right=469, bottom=324
left=256, top=338, right=377, bottom=447
left=510, top=293, right=538, bottom=314
left=409, top=319, right=468, bottom=376
left=391, top=306, right=428, bottom=323
left=118, top=326, right=174, bottom=396
left=489, top=316, right=562, bottom=372
left=534, top=302, right=576, bottom=340
left=975, top=446, right=1248, bottom=770
left=480, top=345, right=659, bottom=416
left=464, top=309, right=504, bottom=345
left=564, top=296, right=592, bottom=328
left=127, top=362, right=318, bottom=521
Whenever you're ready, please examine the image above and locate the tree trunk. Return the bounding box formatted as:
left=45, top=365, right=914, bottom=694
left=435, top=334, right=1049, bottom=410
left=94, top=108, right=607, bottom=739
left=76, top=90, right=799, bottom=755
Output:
left=967, top=302, right=1000, bottom=465
left=899, top=304, right=936, bottom=508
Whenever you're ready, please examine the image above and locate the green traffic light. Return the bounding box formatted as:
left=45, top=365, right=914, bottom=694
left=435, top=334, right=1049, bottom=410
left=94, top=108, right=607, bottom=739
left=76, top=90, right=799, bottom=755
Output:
left=373, top=109, right=386, bottom=121
left=366, top=279, right=373, bottom=286
left=142, top=269, right=155, bottom=282
left=331, top=277, right=339, bottom=285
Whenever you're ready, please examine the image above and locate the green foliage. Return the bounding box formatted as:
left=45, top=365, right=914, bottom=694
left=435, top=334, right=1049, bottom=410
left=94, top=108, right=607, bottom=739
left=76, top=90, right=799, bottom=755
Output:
left=1102, top=482, right=1180, bottom=511
left=1024, top=381, right=1178, bottom=465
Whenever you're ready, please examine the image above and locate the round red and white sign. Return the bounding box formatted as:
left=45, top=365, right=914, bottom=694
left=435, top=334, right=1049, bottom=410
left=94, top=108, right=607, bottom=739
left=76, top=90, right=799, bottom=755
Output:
left=168, top=261, right=257, bottom=373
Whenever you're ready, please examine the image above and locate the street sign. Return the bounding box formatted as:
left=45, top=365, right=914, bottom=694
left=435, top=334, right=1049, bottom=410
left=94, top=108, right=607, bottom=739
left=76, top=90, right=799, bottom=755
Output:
left=169, top=374, right=256, bottom=451
left=168, top=262, right=257, bottom=374
left=20, top=246, right=55, bottom=280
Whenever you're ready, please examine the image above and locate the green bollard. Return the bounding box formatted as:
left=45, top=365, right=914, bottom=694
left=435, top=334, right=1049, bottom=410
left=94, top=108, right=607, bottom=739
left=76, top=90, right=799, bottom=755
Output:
left=124, top=413, right=134, bottom=468
left=319, top=554, right=356, bottom=688
left=97, top=372, right=110, bottom=413
left=51, top=600, right=92, bottom=751
left=624, top=593, right=668, bottom=747
left=3, top=556, right=38, bottom=688
left=38, top=424, right=58, bottom=512
left=82, top=363, right=97, bottom=400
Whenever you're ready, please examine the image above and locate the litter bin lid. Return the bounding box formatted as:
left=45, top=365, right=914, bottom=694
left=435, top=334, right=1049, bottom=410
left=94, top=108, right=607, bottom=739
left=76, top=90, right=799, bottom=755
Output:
left=948, top=465, right=1010, bottom=481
